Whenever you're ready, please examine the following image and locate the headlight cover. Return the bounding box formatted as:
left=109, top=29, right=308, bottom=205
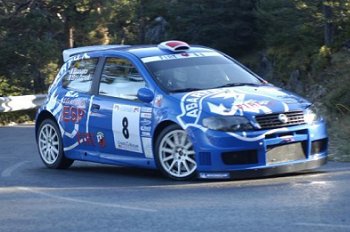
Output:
left=304, top=105, right=320, bottom=124
left=202, top=116, right=253, bottom=132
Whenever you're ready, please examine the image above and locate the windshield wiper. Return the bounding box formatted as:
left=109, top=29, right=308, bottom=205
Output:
left=171, top=88, right=203, bottom=93
left=214, top=83, right=263, bottom=88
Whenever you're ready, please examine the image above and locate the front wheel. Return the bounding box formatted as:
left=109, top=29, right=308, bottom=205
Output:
left=37, top=119, right=74, bottom=169
left=155, top=124, right=197, bottom=180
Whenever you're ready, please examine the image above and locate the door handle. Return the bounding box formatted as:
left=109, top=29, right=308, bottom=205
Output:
left=91, top=103, right=100, bottom=111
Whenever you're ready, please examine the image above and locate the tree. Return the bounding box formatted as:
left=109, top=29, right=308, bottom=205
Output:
left=166, top=0, right=258, bottom=56
left=0, top=0, right=113, bottom=94
left=0, top=0, right=61, bottom=94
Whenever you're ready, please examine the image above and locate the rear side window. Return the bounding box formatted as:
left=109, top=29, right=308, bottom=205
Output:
left=62, top=58, right=98, bottom=92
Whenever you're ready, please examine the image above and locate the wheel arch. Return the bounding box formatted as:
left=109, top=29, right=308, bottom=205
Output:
left=153, top=120, right=179, bottom=149
left=152, top=120, right=197, bottom=180
left=35, top=110, right=58, bottom=141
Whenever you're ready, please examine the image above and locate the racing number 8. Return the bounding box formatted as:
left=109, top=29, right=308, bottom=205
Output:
left=122, top=117, right=129, bottom=139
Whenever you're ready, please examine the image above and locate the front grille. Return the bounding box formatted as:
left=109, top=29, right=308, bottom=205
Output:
left=255, top=111, right=305, bottom=129
left=222, top=150, right=258, bottom=165
left=267, top=142, right=306, bottom=164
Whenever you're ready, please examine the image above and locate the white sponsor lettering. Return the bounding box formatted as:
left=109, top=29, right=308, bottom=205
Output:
left=141, top=51, right=221, bottom=63
left=141, top=112, right=152, bottom=119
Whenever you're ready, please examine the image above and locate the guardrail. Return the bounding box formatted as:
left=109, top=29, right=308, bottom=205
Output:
left=0, top=95, right=47, bottom=112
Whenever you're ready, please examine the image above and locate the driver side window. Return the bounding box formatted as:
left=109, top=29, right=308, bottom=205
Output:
left=99, top=58, right=145, bottom=100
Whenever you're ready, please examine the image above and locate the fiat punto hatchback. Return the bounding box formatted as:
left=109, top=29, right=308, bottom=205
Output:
left=35, top=40, right=328, bottom=180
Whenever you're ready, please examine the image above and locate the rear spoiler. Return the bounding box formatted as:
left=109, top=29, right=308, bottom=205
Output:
left=62, top=45, right=129, bottom=62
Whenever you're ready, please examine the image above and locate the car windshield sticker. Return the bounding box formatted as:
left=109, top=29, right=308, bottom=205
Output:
left=141, top=51, right=221, bottom=63
left=112, top=104, right=143, bottom=153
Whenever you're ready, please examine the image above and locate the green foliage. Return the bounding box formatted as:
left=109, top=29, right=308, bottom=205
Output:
left=167, top=0, right=258, bottom=56
left=321, top=51, right=350, bottom=112
left=328, top=115, right=350, bottom=161
left=256, top=0, right=324, bottom=80
left=0, top=109, right=36, bottom=126
left=0, top=77, right=23, bottom=96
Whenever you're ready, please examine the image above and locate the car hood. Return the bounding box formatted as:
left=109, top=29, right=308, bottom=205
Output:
left=171, top=85, right=310, bottom=119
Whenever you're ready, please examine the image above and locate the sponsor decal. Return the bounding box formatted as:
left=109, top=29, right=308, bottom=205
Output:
left=140, top=118, right=152, bottom=126
left=112, top=104, right=143, bottom=153
left=177, top=88, right=289, bottom=142
left=141, top=51, right=221, bottom=63
left=177, top=89, right=221, bottom=127
left=208, top=99, right=272, bottom=116
left=96, top=132, right=106, bottom=148
left=70, top=68, right=88, bottom=75
left=142, top=137, right=153, bottom=158
left=77, top=132, right=94, bottom=145
left=66, top=74, right=93, bottom=82
left=140, top=126, right=151, bottom=132
left=154, top=95, right=163, bottom=107
left=71, top=53, right=90, bottom=61
left=280, top=135, right=295, bottom=143
left=65, top=91, right=79, bottom=98
left=141, top=112, right=152, bottom=119
left=62, top=97, right=86, bottom=107
left=117, top=141, right=141, bottom=152
left=66, top=66, right=93, bottom=82
left=62, top=106, right=85, bottom=123
left=141, top=131, right=151, bottom=137
left=141, top=107, right=152, bottom=113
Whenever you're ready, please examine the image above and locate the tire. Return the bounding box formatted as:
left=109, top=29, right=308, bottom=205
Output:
left=155, top=124, right=197, bottom=180
left=37, top=119, right=74, bottom=169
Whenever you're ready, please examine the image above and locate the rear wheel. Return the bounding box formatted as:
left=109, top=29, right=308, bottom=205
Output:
left=37, top=119, right=74, bottom=169
left=155, top=124, right=197, bottom=180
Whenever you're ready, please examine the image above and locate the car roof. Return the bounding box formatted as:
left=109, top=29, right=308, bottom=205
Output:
left=62, top=41, right=215, bottom=62
left=126, top=45, right=214, bottom=58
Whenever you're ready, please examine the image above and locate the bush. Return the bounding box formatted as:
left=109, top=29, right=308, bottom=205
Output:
left=0, top=109, right=36, bottom=126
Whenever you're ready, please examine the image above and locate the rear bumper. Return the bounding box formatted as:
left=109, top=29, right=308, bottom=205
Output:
left=198, top=156, right=327, bottom=179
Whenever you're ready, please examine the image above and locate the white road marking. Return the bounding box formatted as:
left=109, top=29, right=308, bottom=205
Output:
left=295, top=223, right=350, bottom=229
left=16, top=186, right=157, bottom=213
left=1, top=161, right=31, bottom=177
left=0, top=187, right=25, bottom=193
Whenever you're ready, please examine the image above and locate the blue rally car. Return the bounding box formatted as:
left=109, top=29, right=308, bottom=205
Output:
left=35, top=40, right=328, bottom=180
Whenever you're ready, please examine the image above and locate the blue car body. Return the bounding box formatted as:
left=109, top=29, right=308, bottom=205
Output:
left=35, top=41, right=328, bottom=180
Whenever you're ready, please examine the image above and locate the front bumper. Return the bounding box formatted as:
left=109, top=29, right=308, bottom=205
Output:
left=198, top=156, right=327, bottom=179
left=187, top=121, right=328, bottom=179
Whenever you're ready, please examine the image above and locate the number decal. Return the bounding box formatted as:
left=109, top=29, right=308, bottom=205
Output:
left=112, top=104, right=143, bottom=153
left=122, top=117, right=129, bottom=139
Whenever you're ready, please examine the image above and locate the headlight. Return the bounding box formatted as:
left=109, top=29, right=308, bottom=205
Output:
left=304, top=105, right=320, bottom=124
left=202, top=116, right=253, bottom=132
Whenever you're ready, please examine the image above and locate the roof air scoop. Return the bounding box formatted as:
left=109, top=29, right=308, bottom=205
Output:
left=158, top=40, right=190, bottom=52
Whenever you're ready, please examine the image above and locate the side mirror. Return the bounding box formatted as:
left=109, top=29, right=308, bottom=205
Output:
left=137, top=88, right=154, bottom=103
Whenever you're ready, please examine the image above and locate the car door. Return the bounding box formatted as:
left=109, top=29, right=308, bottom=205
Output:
left=88, top=56, right=154, bottom=163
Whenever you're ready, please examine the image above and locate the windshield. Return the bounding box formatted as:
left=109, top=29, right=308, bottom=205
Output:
left=144, top=54, right=263, bottom=92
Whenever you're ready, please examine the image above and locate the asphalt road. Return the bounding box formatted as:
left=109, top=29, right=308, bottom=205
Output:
left=0, top=125, right=349, bottom=232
